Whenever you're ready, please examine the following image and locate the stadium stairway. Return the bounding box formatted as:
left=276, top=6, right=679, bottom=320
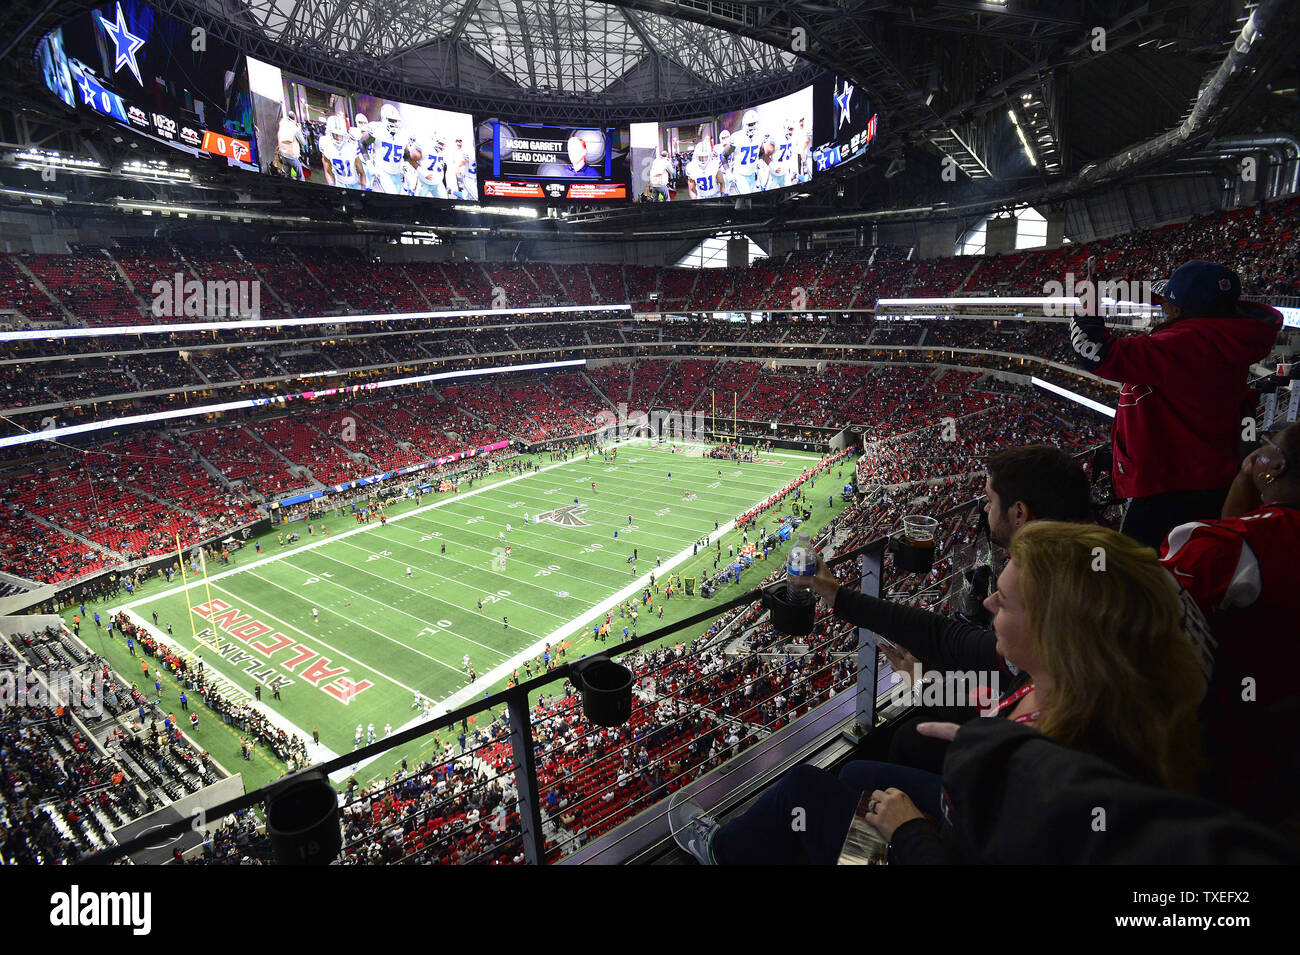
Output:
left=8, top=254, right=80, bottom=325
left=283, top=247, right=333, bottom=308
left=349, top=405, right=412, bottom=451
left=21, top=511, right=117, bottom=562
left=230, top=246, right=294, bottom=316
left=582, top=371, right=621, bottom=414
left=171, top=434, right=244, bottom=494
left=579, top=263, right=601, bottom=302
left=103, top=251, right=150, bottom=318
left=240, top=424, right=320, bottom=490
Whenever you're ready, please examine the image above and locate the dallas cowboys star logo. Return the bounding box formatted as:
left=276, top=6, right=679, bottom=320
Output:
left=836, top=81, right=854, bottom=129
left=76, top=67, right=99, bottom=107
left=99, top=2, right=145, bottom=86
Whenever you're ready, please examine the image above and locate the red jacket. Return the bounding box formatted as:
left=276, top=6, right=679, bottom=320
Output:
left=1160, top=503, right=1300, bottom=810
left=1082, top=303, right=1281, bottom=498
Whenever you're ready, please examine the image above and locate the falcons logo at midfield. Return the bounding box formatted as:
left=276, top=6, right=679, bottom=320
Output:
left=537, top=504, right=590, bottom=527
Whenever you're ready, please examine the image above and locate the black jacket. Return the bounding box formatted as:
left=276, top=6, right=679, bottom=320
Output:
left=888, top=719, right=1296, bottom=864
left=831, top=586, right=1023, bottom=690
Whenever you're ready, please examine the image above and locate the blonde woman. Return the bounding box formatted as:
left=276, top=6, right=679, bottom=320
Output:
left=673, top=522, right=1206, bottom=864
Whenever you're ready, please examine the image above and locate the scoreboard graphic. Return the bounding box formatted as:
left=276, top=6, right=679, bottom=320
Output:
left=35, top=0, right=256, bottom=171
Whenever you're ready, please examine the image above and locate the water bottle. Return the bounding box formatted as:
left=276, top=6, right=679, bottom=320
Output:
left=786, top=532, right=817, bottom=605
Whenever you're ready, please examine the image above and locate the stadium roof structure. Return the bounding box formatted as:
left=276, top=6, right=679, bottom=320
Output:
left=0, top=0, right=1297, bottom=234
left=234, top=0, right=805, bottom=100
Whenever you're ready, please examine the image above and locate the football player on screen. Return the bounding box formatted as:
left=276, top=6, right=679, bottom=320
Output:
left=370, top=104, right=408, bottom=194
left=730, top=109, right=770, bottom=195
left=449, top=137, right=477, bottom=199
left=320, top=114, right=366, bottom=190
left=351, top=113, right=380, bottom=188
left=796, top=116, right=813, bottom=183
left=685, top=140, right=723, bottom=199
left=764, top=118, right=799, bottom=191
left=410, top=135, right=452, bottom=199
left=715, top=129, right=735, bottom=196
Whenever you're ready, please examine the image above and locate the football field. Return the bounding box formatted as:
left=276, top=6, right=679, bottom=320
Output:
left=106, top=442, right=834, bottom=787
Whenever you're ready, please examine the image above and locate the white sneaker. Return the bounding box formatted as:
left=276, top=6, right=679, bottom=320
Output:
left=667, top=795, right=719, bottom=865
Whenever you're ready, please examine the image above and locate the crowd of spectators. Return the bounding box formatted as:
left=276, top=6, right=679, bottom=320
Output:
left=110, top=613, right=310, bottom=768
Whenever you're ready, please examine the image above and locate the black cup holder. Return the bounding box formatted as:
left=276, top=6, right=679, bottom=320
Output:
left=889, top=536, right=936, bottom=576
left=570, top=656, right=634, bottom=727
left=265, top=768, right=342, bottom=865
left=762, top=586, right=816, bottom=636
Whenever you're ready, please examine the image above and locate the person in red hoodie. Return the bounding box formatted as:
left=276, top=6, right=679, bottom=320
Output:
left=1068, top=259, right=1282, bottom=549
left=1159, top=421, right=1300, bottom=826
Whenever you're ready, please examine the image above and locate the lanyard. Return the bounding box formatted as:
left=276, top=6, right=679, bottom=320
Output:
left=995, top=682, right=1040, bottom=723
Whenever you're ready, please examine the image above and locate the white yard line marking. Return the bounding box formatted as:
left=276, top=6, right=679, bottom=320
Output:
left=202, top=580, right=439, bottom=691
left=323, top=445, right=831, bottom=782
left=114, top=451, right=598, bottom=613
left=319, top=537, right=569, bottom=624
left=329, top=477, right=812, bottom=780
left=275, top=548, right=535, bottom=653
left=242, top=567, right=475, bottom=671
left=373, top=514, right=624, bottom=595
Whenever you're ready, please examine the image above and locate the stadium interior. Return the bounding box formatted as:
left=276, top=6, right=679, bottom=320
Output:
left=0, top=0, right=1298, bottom=871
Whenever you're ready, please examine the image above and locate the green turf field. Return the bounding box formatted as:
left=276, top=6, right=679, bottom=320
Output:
left=86, top=441, right=850, bottom=789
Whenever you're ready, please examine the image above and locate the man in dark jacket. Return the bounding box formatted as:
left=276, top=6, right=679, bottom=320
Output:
left=1067, top=259, right=1282, bottom=549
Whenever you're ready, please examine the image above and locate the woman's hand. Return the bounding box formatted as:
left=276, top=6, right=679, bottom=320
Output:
left=915, top=721, right=962, bottom=742
left=881, top=643, right=922, bottom=681
left=1221, top=448, right=1263, bottom=519
left=864, top=788, right=926, bottom=842
left=809, top=556, right=841, bottom=605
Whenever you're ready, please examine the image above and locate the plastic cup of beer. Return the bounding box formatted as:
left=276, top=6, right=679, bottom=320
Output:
left=902, top=515, right=939, bottom=549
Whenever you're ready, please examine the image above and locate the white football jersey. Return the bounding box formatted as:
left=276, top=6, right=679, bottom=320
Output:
left=320, top=136, right=361, bottom=188
left=414, top=146, right=449, bottom=199
left=732, top=130, right=765, bottom=182
left=685, top=158, right=722, bottom=198
left=370, top=124, right=407, bottom=177
left=767, top=136, right=797, bottom=189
